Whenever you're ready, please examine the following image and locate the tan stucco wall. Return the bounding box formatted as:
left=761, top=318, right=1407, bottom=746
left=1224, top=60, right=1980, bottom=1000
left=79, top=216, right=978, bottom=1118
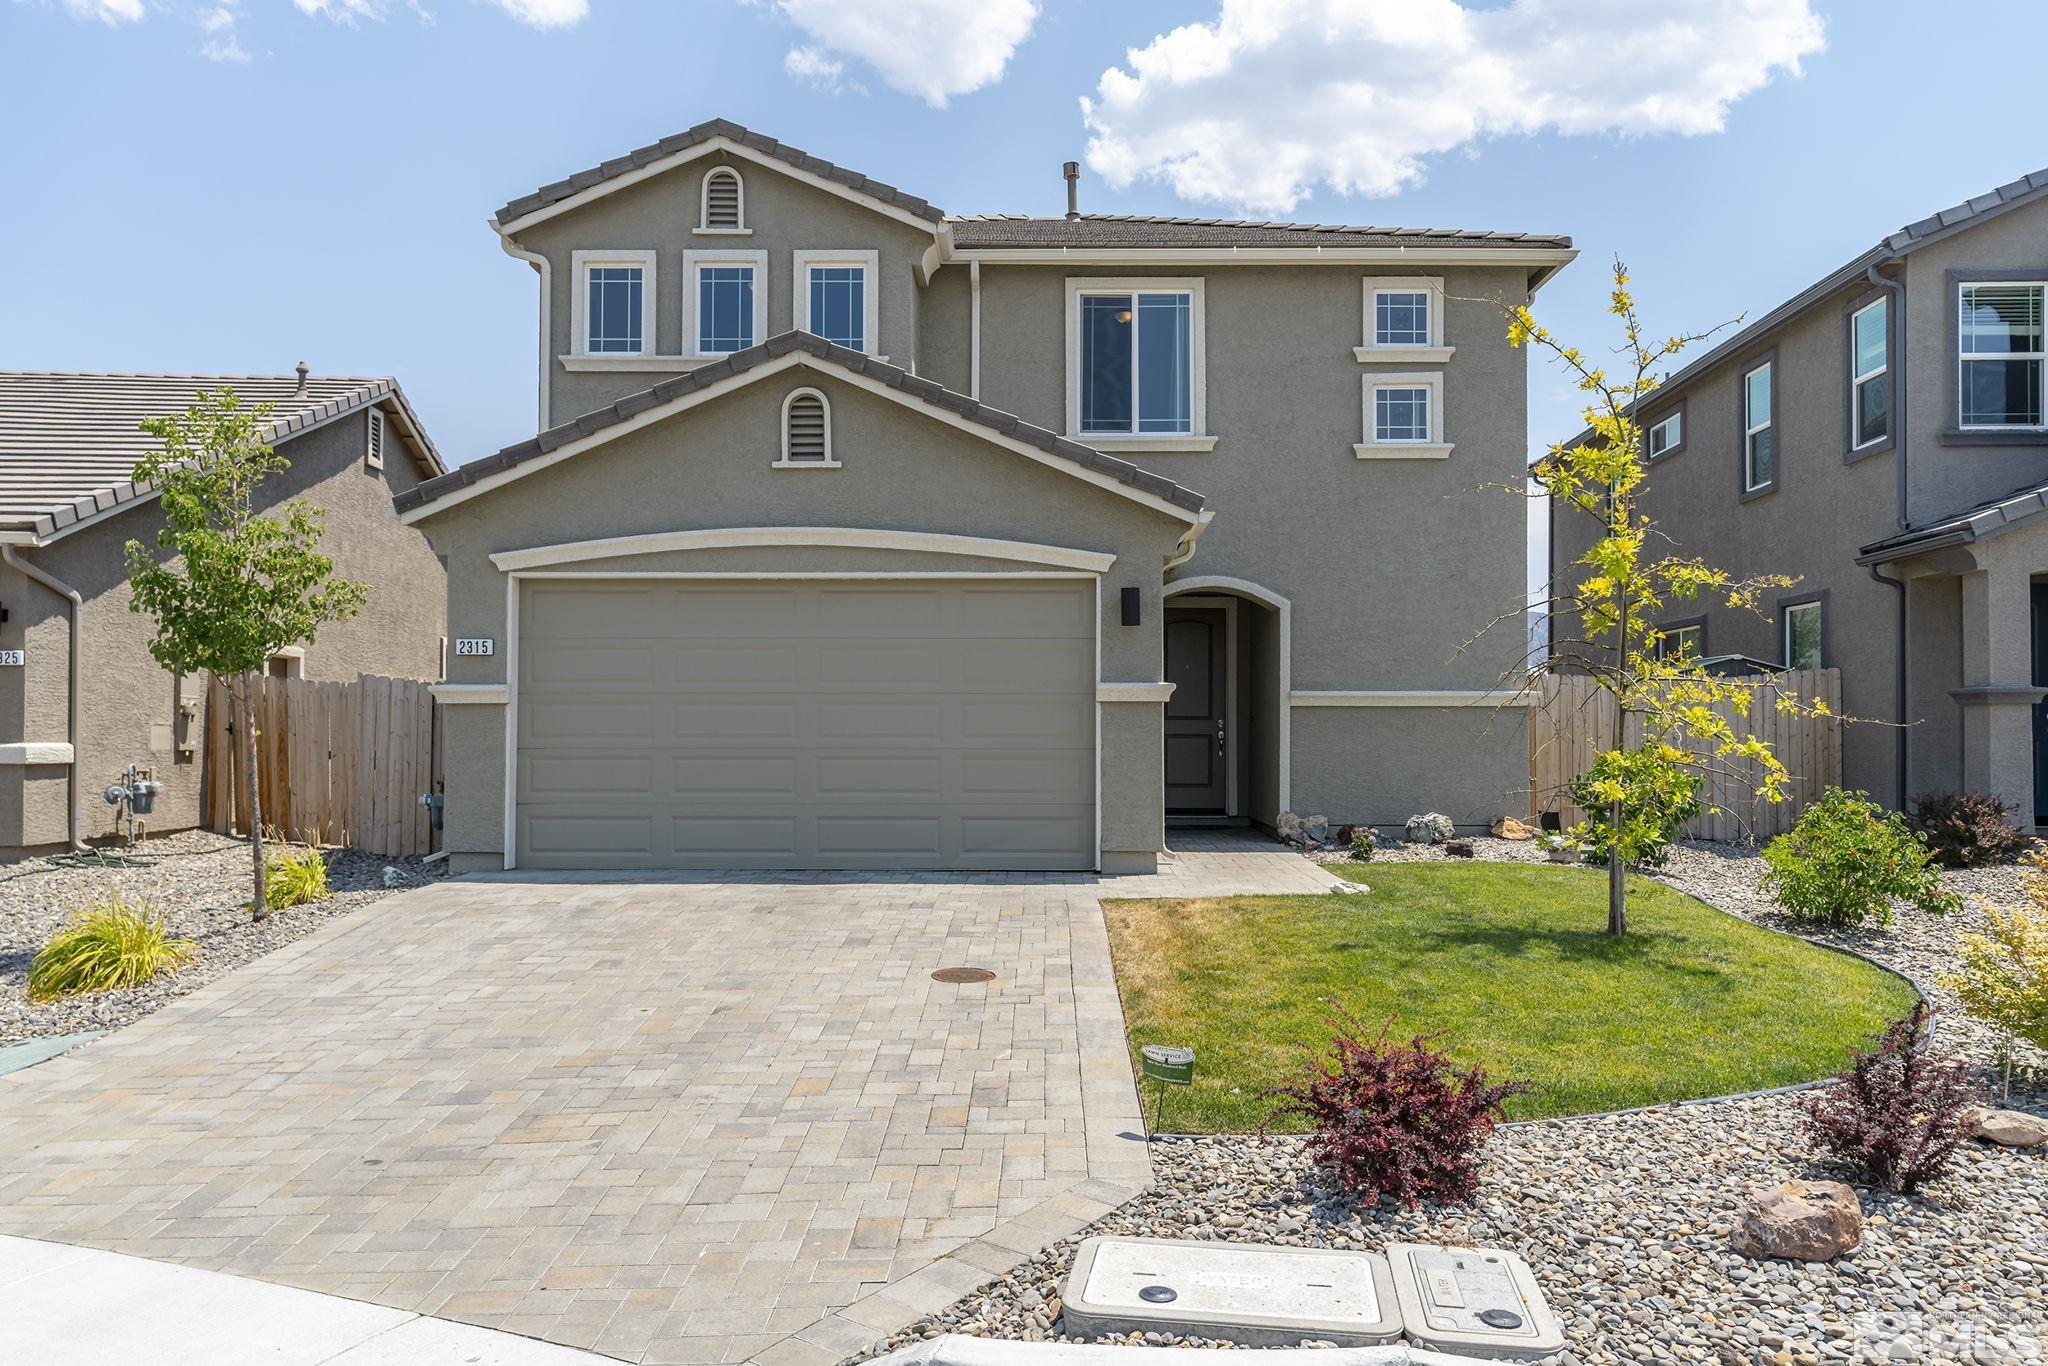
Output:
left=0, top=406, right=446, bottom=856
left=413, top=365, right=1192, bottom=868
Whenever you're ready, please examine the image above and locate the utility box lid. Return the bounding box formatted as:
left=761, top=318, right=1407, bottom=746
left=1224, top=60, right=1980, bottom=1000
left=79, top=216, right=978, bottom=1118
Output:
left=1062, top=1236, right=1400, bottom=1347
left=1385, top=1242, right=1564, bottom=1360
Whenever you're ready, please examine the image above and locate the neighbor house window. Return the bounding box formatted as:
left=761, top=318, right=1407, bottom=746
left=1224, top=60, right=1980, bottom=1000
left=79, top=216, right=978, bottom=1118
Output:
left=1783, top=600, right=1823, bottom=670
left=571, top=250, right=656, bottom=357
left=793, top=250, right=878, bottom=354
left=1959, top=282, right=2045, bottom=428
left=1354, top=373, right=1452, bottom=459
left=776, top=387, right=836, bottom=467
left=1065, top=278, right=1207, bottom=442
left=700, top=167, right=746, bottom=232
left=684, top=250, right=767, bottom=357
left=1743, top=360, right=1775, bottom=492
left=1647, top=409, right=1683, bottom=459
left=1655, top=622, right=1703, bottom=662
left=1851, top=297, right=1889, bottom=448
left=1357, top=277, right=1449, bottom=358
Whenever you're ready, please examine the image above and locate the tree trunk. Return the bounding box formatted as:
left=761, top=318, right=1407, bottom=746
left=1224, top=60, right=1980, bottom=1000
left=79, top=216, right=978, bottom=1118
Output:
left=239, top=675, right=269, bottom=920
left=1607, top=795, right=1627, bottom=936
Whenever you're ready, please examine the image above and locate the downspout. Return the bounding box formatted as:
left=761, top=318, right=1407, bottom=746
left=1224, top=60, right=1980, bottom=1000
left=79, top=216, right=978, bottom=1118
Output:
left=496, top=225, right=552, bottom=431
left=1864, top=260, right=1910, bottom=808
left=3, top=545, right=85, bottom=850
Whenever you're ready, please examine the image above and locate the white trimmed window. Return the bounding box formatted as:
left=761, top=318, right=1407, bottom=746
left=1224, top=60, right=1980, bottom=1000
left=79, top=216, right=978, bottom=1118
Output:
left=1355, top=372, right=1452, bottom=459
left=1743, top=361, right=1775, bottom=492
left=365, top=408, right=385, bottom=471
left=1647, top=410, right=1682, bottom=459
left=793, top=250, right=879, bottom=354
left=570, top=249, right=656, bottom=357
left=699, top=167, right=747, bottom=233
left=776, top=387, right=838, bottom=468
left=1851, top=297, right=1890, bottom=448
left=1064, top=278, right=1212, bottom=450
left=1959, top=282, right=2045, bottom=429
left=1356, top=277, right=1452, bottom=362
left=684, top=250, right=767, bottom=357
left=1654, top=622, right=1703, bottom=662
left=1783, top=600, right=1823, bottom=670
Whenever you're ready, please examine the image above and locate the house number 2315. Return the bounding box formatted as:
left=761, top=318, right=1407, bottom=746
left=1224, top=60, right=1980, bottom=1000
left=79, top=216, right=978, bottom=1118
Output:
left=454, top=638, right=495, bottom=657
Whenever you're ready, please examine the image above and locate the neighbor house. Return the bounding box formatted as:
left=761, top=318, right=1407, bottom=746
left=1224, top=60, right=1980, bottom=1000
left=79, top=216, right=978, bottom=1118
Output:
left=399, top=119, right=1576, bottom=873
left=1548, top=167, right=2048, bottom=827
left=0, top=371, right=449, bottom=858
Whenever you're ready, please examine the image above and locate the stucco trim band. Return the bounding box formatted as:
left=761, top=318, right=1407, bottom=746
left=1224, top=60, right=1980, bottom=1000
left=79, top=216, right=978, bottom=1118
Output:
left=1289, top=690, right=1537, bottom=708
left=0, top=743, right=73, bottom=765
left=431, top=684, right=511, bottom=705
left=1096, top=682, right=1176, bottom=703
left=490, top=528, right=1118, bottom=574
left=1949, top=684, right=2048, bottom=706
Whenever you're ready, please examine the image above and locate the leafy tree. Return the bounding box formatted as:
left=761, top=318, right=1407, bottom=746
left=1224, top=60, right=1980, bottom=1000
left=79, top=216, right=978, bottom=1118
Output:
left=125, top=389, right=367, bottom=917
left=1506, top=260, right=1824, bottom=935
left=1945, top=846, right=2048, bottom=1095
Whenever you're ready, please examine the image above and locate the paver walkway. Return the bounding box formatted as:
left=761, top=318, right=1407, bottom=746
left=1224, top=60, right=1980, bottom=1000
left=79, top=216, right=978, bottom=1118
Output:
left=0, top=833, right=1329, bottom=1366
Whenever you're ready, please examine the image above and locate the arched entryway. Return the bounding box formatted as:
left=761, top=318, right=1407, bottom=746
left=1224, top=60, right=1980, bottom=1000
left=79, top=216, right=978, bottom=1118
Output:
left=1162, top=576, right=1290, bottom=827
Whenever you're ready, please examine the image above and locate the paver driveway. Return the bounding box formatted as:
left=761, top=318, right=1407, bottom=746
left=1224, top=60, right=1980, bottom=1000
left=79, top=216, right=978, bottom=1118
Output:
left=0, top=842, right=1336, bottom=1366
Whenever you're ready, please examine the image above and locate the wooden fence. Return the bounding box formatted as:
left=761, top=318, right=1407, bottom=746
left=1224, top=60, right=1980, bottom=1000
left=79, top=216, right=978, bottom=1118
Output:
left=1529, top=668, right=1841, bottom=843
left=204, top=673, right=441, bottom=857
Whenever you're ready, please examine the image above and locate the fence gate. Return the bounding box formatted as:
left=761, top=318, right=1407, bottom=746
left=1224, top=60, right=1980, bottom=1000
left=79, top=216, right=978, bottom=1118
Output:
left=204, top=673, right=441, bottom=858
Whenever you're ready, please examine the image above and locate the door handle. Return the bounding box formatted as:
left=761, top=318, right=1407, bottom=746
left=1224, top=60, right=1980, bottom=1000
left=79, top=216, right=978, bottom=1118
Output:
left=1216, top=718, right=1226, bottom=755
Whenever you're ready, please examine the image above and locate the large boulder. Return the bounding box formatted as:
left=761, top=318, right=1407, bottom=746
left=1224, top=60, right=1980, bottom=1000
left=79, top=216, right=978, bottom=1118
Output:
left=1406, top=812, right=1455, bottom=845
left=1961, top=1105, right=2048, bottom=1148
left=1491, top=816, right=1537, bottom=841
left=1730, top=1180, right=1862, bottom=1262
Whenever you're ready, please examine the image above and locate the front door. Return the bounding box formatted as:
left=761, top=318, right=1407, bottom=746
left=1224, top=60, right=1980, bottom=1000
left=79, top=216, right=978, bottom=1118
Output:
left=2033, top=583, right=2048, bottom=826
left=1164, top=606, right=1228, bottom=813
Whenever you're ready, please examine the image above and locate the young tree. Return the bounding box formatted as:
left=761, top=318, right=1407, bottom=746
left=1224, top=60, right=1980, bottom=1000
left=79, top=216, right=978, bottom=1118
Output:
left=125, top=389, right=367, bottom=917
left=1506, top=261, right=1823, bottom=935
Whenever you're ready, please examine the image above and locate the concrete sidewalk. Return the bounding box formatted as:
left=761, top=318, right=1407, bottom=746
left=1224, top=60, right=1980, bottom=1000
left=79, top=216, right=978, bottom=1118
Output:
left=0, top=1234, right=617, bottom=1364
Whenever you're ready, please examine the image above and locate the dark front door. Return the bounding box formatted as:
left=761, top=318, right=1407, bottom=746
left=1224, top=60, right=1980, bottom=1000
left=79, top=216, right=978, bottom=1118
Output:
left=1164, top=607, right=1228, bottom=813
left=2033, top=583, right=2048, bottom=826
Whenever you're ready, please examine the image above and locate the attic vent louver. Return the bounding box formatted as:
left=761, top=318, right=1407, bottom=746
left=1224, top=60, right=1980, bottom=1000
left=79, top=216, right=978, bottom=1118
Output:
left=703, top=168, right=744, bottom=230
left=781, top=389, right=832, bottom=465
left=366, top=409, right=385, bottom=470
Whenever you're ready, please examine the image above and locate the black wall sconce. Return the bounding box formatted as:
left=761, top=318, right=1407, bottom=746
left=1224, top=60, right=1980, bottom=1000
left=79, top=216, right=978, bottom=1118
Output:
left=1121, top=586, right=1141, bottom=626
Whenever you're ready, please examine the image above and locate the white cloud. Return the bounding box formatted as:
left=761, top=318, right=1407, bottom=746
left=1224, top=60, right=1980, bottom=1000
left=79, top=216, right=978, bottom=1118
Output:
left=763, top=0, right=1038, bottom=106
left=1082, top=0, right=1826, bottom=214
left=57, top=0, right=144, bottom=23
left=783, top=44, right=863, bottom=96
left=291, top=0, right=382, bottom=19
left=293, top=0, right=582, bottom=25
left=201, top=32, right=249, bottom=58
left=197, top=3, right=233, bottom=29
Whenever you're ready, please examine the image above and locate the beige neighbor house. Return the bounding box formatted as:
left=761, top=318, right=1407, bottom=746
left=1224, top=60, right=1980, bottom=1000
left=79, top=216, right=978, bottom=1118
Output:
left=1549, top=167, right=2048, bottom=828
left=0, top=371, right=448, bottom=859
left=399, top=119, right=1577, bottom=874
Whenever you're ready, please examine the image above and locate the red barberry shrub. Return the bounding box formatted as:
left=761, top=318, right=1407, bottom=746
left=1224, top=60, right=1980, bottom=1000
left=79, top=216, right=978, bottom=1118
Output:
left=1907, top=791, right=2030, bottom=869
left=1804, top=1002, right=1979, bottom=1194
left=1266, top=1008, right=1524, bottom=1208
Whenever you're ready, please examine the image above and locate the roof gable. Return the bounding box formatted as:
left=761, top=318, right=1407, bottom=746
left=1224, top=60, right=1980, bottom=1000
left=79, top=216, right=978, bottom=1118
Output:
left=394, top=333, right=1207, bottom=526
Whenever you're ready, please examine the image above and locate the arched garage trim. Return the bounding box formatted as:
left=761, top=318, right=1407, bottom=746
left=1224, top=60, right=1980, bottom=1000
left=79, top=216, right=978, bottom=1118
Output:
left=491, top=526, right=1117, bottom=574
left=1164, top=575, right=1291, bottom=816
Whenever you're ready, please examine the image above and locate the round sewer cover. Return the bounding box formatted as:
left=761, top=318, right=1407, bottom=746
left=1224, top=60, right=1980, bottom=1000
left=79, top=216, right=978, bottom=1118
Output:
left=1138, top=1285, right=1178, bottom=1304
left=1479, top=1309, right=1524, bottom=1330
left=932, top=967, right=997, bottom=984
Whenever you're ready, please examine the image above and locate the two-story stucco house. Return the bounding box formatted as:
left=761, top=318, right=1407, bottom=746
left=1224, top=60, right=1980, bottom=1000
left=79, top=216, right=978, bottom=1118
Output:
left=1549, top=168, right=2048, bottom=828
left=398, top=119, right=1575, bottom=873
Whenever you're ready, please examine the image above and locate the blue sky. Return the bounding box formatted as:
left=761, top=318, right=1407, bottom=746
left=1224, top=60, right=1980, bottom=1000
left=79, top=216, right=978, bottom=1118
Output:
left=2, top=0, right=2042, bottom=474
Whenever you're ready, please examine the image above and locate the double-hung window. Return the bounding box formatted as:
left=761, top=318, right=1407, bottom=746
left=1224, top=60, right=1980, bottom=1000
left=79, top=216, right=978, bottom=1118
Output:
left=1959, top=282, right=2045, bottom=429
left=1647, top=409, right=1683, bottom=459
left=1783, top=600, right=1823, bottom=670
left=684, top=250, right=767, bottom=358
left=1655, top=622, right=1703, bottom=662
left=1743, top=360, right=1775, bottom=492
left=1066, top=279, right=1207, bottom=445
left=793, top=250, right=878, bottom=354
left=1850, top=298, right=1889, bottom=449
left=571, top=250, right=656, bottom=358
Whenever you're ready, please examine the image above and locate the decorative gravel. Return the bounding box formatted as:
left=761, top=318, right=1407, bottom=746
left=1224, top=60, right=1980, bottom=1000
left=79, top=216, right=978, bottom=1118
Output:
left=862, top=838, right=2048, bottom=1365
left=1, top=830, right=441, bottom=1047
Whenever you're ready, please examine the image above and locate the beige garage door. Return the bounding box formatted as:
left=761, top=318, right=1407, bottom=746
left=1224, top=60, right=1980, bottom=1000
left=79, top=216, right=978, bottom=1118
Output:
left=515, top=578, right=1097, bottom=869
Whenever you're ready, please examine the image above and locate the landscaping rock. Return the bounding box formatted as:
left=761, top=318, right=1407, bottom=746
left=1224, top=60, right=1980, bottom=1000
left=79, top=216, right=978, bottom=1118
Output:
left=1961, top=1104, right=2048, bottom=1148
left=1491, top=816, right=1537, bottom=840
left=1301, top=815, right=1330, bottom=845
left=1406, top=812, right=1455, bottom=844
left=1445, top=839, right=1475, bottom=858
left=1730, top=1180, right=1863, bottom=1262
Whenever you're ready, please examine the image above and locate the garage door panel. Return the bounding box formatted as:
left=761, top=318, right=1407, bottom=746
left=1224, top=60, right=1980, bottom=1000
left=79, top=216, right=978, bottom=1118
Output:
left=518, top=579, right=1096, bottom=869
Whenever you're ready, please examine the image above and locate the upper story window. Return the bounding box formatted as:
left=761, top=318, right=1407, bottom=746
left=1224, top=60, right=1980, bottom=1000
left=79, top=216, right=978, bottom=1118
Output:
left=1354, top=372, right=1452, bottom=460
left=1742, top=359, right=1775, bottom=494
left=1654, top=621, right=1703, bottom=662
left=1647, top=409, right=1683, bottom=459
left=1065, top=278, right=1210, bottom=448
left=776, top=387, right=839, bottom=468
left=1356, top=277, right=1452, bottom=361
left=699, top=168, right=747, bottom=233
left=1783, top=598, right=1823, bottom=670
left=1959, top=282, right=2045, bottom=429
left=684, top=250, right=766, bottom=357
left=794, top=250, right=879, bottom=354
left=570, top=249, right=656, bottom=357
left=1851, top=297, right=1890, bottom=449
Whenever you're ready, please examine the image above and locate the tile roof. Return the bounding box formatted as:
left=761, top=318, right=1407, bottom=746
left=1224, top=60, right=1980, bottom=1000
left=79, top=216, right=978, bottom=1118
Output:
left=0, top=372, right=444, bottom=542
left=948, top=214, right=1573, bottom=251
left=1856, top=476, right=2048, bottom=563
left=494, top=118, right=948, bottom=228
left=394, top=332, right=1209, bottom=520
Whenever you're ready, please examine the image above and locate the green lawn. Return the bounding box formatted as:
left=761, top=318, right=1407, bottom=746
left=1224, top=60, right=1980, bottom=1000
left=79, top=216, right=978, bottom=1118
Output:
left=1104, top=862, right=1917, bottom=1131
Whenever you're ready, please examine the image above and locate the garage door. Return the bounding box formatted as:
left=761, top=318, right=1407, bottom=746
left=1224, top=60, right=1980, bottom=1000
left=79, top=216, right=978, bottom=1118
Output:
left=515, top=579, right=1097, bottom=869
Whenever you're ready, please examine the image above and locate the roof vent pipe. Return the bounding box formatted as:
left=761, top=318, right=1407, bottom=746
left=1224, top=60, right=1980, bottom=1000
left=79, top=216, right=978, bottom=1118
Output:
left=1063, top=161, right=1080, bottom=221
left=294, top=360, right=309, bottom=396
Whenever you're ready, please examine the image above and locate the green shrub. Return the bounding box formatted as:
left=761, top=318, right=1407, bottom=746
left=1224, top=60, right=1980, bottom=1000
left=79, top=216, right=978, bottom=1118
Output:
left=1349, top=827, right=1377, bottom=862
left=1567, top=744, right=1703, bottom=869
left=263, top=843, right=329, bottom=909
left=1762, top=788, right=1958, bottom=927
left=1907, top=790, right=2030, bottom=868
left=27, top=896, right=195, bottom=1001
left=1945, top=846, right=2048, bottom=1070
